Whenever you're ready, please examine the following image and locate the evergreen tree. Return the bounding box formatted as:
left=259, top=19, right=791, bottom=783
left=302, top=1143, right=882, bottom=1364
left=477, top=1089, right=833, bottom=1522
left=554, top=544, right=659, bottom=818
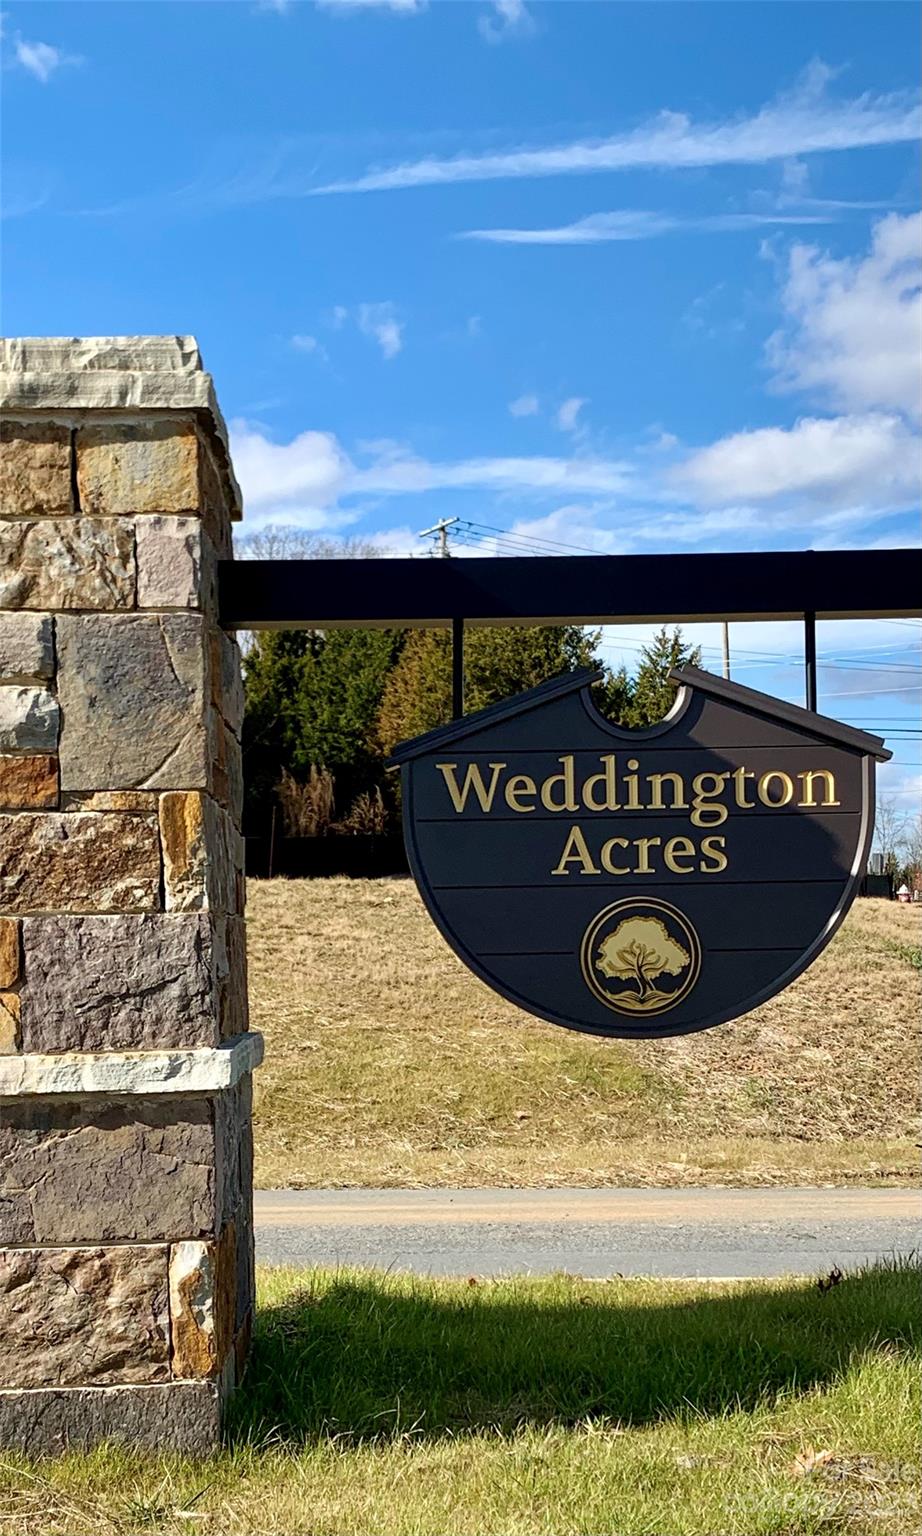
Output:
left=375, top=624, right=601, bottom=754
left=239, top=532, right=399, bottom=832
left=292, top=628, right=404, bottom=804
left=374, top=630, right=453, bottom=755
left=242, top=630, right=318, bottom=831
left=466, top=624, right=599, bottom=712
left=243, top=628, right=403, bottom=831
left=594, top=662, right=632, bottom=724
left=619, top=627, right=701, bottom=728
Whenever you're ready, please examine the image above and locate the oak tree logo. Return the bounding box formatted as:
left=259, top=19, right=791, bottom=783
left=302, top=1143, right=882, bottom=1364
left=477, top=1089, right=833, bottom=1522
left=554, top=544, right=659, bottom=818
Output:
left=580, top=899, right=701, bottom=1018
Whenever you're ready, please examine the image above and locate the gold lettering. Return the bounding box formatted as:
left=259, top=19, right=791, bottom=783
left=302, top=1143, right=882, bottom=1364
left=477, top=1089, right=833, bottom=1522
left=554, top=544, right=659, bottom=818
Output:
left=550, top=825, right=600, bottom=876
left=540, top=755, right=579, bottom=813
left=798, top=769, right=840, bottom=807
left=758, top=770, right=794, bottom=807
left=690, top=772, right=729, bottom=827
left=635, top=835, right=662, bottom=874
left=435, top=761, right=506, bottom=814
left=582, top=754, right=620, bottom=812
left=505, top=774, right=537, bottom=812
left=624, top=757, right=642, bottom=810
left=664, top=835, right=695, bottom=873
left=647, top=771, right=689, bottom=811
left=699, top=835, right=728, bottom=872
left=600, top=837, right=630, bottom=875
left=732, top=767, right=755, bottom=808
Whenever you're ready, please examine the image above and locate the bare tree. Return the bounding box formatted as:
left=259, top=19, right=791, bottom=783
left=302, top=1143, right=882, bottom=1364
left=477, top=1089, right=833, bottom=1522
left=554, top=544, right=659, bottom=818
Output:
left=232, top=527, right=392, bottom=653
left=874, top=794, right=909, bottom=879
left=234, top=526, right=389, bottom=562
left=902, top=810, right=922, bottom=890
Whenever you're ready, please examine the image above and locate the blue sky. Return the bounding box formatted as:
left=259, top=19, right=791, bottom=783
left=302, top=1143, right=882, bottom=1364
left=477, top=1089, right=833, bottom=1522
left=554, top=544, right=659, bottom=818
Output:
left=2, top=0, right=920, bottom=812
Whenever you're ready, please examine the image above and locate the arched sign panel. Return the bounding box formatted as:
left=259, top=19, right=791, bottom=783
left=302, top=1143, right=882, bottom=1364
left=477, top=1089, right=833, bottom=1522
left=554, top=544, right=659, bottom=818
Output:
left=390, top=666, right=890, bottom=1040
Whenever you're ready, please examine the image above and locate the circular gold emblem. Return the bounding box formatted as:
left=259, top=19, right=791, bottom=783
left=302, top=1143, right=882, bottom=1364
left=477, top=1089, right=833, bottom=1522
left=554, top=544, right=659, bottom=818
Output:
left=580, top=898, right=701, bottom=1017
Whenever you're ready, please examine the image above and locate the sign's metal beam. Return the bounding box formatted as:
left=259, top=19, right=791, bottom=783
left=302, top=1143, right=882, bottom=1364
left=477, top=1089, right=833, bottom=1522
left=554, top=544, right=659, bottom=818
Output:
left=218, top=548, right=922, bottom=631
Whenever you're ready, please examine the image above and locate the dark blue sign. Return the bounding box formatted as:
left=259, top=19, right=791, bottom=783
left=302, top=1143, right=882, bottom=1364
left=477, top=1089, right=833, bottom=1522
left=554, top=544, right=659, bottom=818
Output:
left=390, top=666, right=889, bottom=1040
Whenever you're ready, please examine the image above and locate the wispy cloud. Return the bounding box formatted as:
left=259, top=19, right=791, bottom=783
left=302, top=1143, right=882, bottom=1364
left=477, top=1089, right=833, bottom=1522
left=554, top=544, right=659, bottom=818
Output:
left=6, top=27, right=81, bottom=83
left=556, top=397, right=588, bottom=432
left=291, top=333, right=329, bottom=361
left=238, top=214, right=920, bottom=548
left=323, top=302, right=404, bottom=358
left=315, top=0, right=427, bottom=12
left=478, top=1, right=535, bottom=45
left=312, top=66, right=921, bottom=194
left=357, top=302, right=403, bottom=358
left=460, top=209, right=838, bottom=245
left=509, top=393, right=539, bottom=418
left=771, top=154, right=894, bottom=213
left=231, top=418, right=633, bottom=530
left=681, top=283, right=746, bottom=341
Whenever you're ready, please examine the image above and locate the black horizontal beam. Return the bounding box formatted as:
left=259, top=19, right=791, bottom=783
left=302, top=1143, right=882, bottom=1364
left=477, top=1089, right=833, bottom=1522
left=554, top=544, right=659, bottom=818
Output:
left=218, top=548, right=922, bottom=631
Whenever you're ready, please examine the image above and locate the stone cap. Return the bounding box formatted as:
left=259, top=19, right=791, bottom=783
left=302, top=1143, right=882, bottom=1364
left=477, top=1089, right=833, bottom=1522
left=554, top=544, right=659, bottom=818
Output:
left=0, top=336, right=242, bottom=519
left=0, top=1031, right=264, bottom=1099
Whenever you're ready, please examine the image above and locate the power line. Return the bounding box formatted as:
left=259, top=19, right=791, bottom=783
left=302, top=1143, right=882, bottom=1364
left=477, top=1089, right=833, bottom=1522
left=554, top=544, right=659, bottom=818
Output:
left=460, top=519, right=604, bottom=556
left=821, top=685, right=921, bottom=698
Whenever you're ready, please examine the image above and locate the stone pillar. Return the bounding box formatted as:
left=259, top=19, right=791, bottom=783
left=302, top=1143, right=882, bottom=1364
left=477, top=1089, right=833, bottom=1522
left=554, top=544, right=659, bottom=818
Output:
left=0, top=337, right=261, bottom=1454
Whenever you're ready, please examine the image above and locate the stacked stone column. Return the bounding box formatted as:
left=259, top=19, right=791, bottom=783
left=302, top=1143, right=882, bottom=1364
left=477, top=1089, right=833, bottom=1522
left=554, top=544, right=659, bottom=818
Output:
left=0, top=337, right=261, bottom=1453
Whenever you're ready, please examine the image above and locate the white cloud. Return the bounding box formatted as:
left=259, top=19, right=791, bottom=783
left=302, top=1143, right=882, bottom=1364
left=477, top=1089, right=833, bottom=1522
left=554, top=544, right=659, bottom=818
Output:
left=767, top=154, right=891, bottom=214
left=351, top=447, right=629, bottom=498
left=674, top=412, right=920, bottom=511
left=291, top=333, right=323, bottom=355
left=768, top=211, right=922, bottom=420
left=229, top=418, right=632, bottom=530
left=315, top=0, right=426, bottom=12
left=501, top=506, right=629, bottom=555
left=325, top=301, right=404, bottom=358
left=780, top=156, right=811, bottom=201
left=460, top=208, right=834, bottom=244
left=556, top=397, right=587, bottom=433
left=478, top=1, right=535, bottom=45
left=509, top=393, right=539, bottom=417
left=667, top=216, right=922, bottom=530
left=313, top=67, right=921, bottom=193
left=357, top=301, right=403, bottom=358
left=15, top=39, right=59, bottom=81
left=230, top=422, right=351, bottom=522
left=9, top=28, right=81, bottom=83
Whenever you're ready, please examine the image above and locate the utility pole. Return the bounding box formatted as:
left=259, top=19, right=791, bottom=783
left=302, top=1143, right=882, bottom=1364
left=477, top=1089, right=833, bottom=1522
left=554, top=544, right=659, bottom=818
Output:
left=418, top=516, right=459, bottom=558
left=721, top=620, right=731, bottom=680
left=418, top=518, right=464, bottom=717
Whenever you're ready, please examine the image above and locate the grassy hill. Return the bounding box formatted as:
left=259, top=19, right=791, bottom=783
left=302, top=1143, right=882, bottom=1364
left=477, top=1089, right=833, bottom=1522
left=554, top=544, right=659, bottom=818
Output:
left=248, top=882, right=919, bottom=1189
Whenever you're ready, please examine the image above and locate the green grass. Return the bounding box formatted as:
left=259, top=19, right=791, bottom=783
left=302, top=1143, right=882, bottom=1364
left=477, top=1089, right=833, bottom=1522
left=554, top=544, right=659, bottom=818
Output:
left=2, top=1259, right=918, bottom=1535
left=880, top=938, right=922, bottom=972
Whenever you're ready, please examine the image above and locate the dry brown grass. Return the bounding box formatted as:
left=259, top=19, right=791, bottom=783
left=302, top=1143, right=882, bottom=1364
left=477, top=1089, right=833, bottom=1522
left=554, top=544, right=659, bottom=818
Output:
left=247, top=881, right=920, bottom=1188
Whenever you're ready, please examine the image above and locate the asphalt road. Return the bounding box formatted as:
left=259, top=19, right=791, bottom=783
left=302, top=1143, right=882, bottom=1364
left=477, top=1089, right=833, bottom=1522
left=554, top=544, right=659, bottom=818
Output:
left=254, top=1187, right=920, bottom=1279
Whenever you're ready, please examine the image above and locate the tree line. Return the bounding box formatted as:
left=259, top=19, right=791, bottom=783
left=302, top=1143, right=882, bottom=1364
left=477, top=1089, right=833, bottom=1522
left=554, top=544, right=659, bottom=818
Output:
left=239, top=532, right=700, bottom=839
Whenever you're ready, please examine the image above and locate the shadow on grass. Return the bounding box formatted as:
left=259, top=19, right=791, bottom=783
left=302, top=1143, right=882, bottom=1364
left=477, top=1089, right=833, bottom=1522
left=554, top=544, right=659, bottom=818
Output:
left=227, top=1259, right=919, bottom=1448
